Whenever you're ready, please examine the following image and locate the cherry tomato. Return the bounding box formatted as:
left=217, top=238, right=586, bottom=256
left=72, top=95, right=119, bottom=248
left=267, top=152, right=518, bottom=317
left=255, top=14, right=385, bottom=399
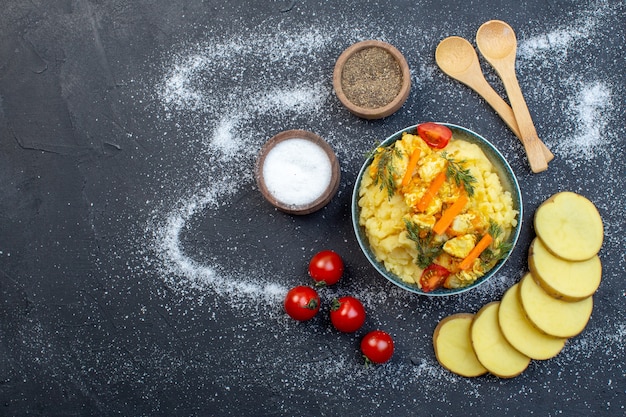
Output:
left=361, top=330, right=394, bottom=364
left=417, top=122, right=452, bottom=149
left=308, top=250, right=344, bottom=287
left=419, top=264, right=451, bottom=292
left=329, top=296, right=366, bottom=333
left=284, top=286, right=320, bottom=321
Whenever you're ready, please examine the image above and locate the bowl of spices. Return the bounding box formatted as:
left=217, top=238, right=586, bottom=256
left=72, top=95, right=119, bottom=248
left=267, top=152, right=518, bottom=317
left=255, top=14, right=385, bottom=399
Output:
left=256, top=129, right=341, bottom=215
left=333, top=40, right=411, bottom=119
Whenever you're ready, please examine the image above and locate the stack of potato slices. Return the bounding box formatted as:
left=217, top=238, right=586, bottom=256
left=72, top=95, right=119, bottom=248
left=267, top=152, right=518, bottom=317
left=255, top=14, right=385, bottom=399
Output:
left=433, top=192, right=604, bottom=378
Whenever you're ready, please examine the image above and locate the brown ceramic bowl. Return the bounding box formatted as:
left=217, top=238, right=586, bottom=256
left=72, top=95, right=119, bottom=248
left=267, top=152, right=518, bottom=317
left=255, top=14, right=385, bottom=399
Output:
left=255, top=130, right=341, bottom=215
left=333, top=40, right=411, bottom=119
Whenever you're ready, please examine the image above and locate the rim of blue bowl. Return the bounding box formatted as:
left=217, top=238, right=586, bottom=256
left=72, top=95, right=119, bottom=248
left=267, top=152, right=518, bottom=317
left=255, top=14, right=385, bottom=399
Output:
left=351, top=123, right=523, bottom=296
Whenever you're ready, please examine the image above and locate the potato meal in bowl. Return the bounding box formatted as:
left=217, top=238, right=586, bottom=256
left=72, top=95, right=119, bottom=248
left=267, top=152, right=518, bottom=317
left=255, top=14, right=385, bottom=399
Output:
left=352, top=123, right=522, bottom=295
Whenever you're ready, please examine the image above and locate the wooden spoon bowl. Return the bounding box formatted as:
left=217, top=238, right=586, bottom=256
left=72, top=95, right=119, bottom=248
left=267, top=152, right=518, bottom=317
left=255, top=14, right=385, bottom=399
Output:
left=435, top=36, right=553, bottom=162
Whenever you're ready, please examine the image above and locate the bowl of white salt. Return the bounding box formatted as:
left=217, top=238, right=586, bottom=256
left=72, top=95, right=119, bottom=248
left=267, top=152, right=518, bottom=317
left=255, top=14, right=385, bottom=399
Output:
left=255, top=129, right=341, bottom=215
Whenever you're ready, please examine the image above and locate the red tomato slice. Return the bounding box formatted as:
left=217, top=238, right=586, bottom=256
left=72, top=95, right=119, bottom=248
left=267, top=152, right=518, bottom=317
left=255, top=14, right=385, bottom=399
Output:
left=419, top=264, right=451, bottom=292
left=417, top=122, right=452, bottom=149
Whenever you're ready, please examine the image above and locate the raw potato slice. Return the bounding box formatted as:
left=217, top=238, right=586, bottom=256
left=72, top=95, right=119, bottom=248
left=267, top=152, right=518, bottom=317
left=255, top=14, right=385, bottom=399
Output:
left=499, top=283, right=567, bottom=360
left=533, top=191, right=603, bottom=261
left=519, top=273, right=593, bottom=338
left=433, top=313, right=488, bottom=377
left=470, top=302, right=530, bottom=378
left=529, top=238, right=602, bottom=301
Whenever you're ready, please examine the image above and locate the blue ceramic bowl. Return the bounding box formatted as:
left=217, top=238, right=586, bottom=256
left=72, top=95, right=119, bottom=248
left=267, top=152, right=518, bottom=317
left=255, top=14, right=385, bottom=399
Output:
left=351, top=123, right=522, bottom=296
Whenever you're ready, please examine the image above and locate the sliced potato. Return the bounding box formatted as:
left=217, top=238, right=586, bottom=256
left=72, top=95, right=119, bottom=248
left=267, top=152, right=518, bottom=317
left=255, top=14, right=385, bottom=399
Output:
left=529, top=237, right=602, bottom=301
left=433, top=313, right=488, bottom=377
left=499, top=283, right=567, bottom=360
left=470, top=302, right=530, bottom=378
left=533, top=191, right=603, bottom=261
left=519, top=273, right=593, bottom=338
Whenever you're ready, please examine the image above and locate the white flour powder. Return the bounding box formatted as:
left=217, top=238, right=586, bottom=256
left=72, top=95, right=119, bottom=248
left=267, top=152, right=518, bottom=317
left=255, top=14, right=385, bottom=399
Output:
left=556, top=81, right=612, bottom=161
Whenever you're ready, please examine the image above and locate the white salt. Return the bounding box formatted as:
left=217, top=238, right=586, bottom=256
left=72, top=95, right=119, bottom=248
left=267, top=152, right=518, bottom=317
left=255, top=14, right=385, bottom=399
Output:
left=262, top=138, right=332, bottom=207
left=556, top=81, right=612, bottom=161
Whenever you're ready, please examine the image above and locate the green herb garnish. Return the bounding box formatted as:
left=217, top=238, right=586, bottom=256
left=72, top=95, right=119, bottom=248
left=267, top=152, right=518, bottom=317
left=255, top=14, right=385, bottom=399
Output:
left=372, top=145, right=402, bottom=199
left=441, top=152, right=477, bottom=197
left=404, top=219, right=444, bottom=268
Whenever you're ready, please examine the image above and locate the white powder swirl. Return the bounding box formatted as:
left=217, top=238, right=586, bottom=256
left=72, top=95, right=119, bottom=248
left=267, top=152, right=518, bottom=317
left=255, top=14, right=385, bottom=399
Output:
left=517, top=20, right=596, bottom=61
left=556, top=81, right=612, bottom=160
left=150, top=181, right=290, bottom=307
left=150, top=28, right=340, bottom=305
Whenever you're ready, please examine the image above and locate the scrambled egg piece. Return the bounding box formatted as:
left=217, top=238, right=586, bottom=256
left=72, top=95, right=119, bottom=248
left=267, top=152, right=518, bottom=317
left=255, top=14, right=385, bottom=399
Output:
left=449, top=213, right=475, bottom=236
left=406, top=213, right=436, bottom=231
left=443, top=234, right=476, bottom=258
left=417, top=152, right=446, bottom=183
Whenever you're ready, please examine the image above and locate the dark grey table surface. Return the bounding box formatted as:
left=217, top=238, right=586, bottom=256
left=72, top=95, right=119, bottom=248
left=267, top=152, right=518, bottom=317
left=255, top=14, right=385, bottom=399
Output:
left=1, top=1, right=625, bottom=416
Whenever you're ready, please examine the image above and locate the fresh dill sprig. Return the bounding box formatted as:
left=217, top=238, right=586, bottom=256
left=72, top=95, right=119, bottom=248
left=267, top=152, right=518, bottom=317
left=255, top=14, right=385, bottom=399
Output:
left=441, top=152, right=477, bottom=197
left=372, top=145, right=402, bottom=199
left=404, top=219, right=443, bottom=268
left=480, top=220, right=514, bottom=265
left=487, top=219, right=504, bottom=239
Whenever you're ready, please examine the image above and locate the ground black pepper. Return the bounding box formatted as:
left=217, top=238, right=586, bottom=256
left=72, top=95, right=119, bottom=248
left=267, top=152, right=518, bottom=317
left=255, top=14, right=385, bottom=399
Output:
left=340, top=46, right=403, bottom=109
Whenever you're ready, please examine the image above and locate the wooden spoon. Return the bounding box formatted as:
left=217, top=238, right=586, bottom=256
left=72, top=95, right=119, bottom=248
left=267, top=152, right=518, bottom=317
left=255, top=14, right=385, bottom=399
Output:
left=476, top=20, right=549, bottom=173
left=435, top=36, right=553, bottom=162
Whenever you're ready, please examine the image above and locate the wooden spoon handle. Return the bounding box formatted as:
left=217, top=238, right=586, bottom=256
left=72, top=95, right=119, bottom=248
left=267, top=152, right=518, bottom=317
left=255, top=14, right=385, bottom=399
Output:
left=489, top=63, right=549, bottom=173
left=468, top=76, right=521, bottom=135
left=466, top=75, right=554, bottom=162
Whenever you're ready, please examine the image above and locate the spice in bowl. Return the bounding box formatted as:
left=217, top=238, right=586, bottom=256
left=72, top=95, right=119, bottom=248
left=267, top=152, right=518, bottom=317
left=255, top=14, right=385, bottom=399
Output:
left=256, top=130, right=340, bottom=215
left=341, top=47, right=403, bottom=109
left=333, top=40, right=411, bottom=119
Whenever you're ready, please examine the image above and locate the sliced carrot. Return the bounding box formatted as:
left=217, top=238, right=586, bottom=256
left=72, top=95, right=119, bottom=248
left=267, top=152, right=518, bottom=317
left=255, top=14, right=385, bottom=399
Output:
left=432, top=190, right=468, bottom=235
left=416, top=169, right=447, bottom=212
left=401, top=148, right=422, bottom=188
left=459, top=233, right=493, bottom=270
